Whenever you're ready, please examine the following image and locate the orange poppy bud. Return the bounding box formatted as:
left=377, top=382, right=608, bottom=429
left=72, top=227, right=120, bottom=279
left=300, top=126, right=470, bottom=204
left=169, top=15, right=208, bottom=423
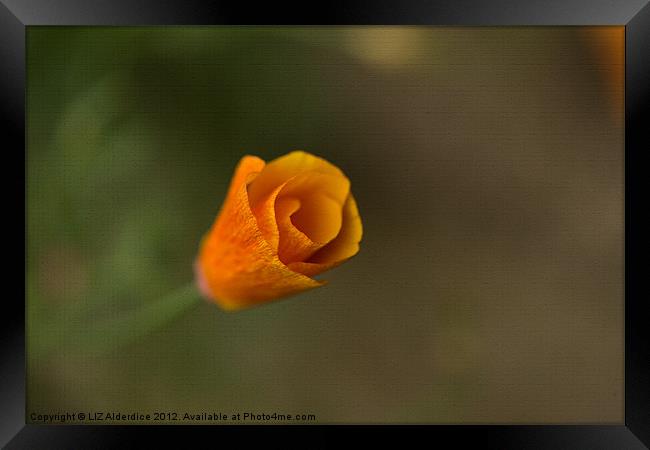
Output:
left=195, top=151, right=363, bottom=310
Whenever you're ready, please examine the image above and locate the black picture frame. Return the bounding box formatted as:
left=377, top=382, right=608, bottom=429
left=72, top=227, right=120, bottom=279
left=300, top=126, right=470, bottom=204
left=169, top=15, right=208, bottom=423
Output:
left=4, top=1, right=649, bottom=448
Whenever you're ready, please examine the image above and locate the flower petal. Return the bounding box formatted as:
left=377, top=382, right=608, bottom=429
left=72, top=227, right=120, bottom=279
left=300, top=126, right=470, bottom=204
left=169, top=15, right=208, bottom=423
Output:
left=249, top=182, right=287, bottom=251
left=274, top=196, right=323, bottom=264
left=289, top=193, right=343, bottom=245
left=247, top=150, right=346, bottom=207
left=196, top=156, right=323, bottom=310
left=288, top=193, right=363, bottom=277
left=275, top=171, right=349, bottom=262
left=250, top=169, right=350, bottom=264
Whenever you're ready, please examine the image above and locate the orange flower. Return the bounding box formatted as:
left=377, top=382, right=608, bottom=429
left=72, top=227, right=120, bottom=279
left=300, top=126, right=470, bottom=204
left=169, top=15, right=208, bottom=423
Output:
left=195, top=151, right=363, bottom=310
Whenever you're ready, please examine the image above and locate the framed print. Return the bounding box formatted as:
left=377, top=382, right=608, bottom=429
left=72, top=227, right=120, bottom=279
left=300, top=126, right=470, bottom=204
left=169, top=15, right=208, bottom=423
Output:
left=3, top=0, right=649, bottom=448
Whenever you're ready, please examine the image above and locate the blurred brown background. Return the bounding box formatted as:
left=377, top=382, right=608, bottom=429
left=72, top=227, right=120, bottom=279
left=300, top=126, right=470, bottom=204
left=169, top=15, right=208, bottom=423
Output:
left=27, top=26, right=624, bottom=423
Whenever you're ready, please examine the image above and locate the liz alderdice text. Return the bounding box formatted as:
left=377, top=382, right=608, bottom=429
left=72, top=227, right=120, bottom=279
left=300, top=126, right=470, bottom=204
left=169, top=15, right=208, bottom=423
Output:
left=30, top=411, right=317, bottom=423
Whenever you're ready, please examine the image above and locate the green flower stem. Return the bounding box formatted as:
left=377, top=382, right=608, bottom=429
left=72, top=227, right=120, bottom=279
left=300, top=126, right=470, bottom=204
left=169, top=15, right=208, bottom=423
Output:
left=85, top=282, right=204, bottom=355
left=34, top=282, right=204, bottom=359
